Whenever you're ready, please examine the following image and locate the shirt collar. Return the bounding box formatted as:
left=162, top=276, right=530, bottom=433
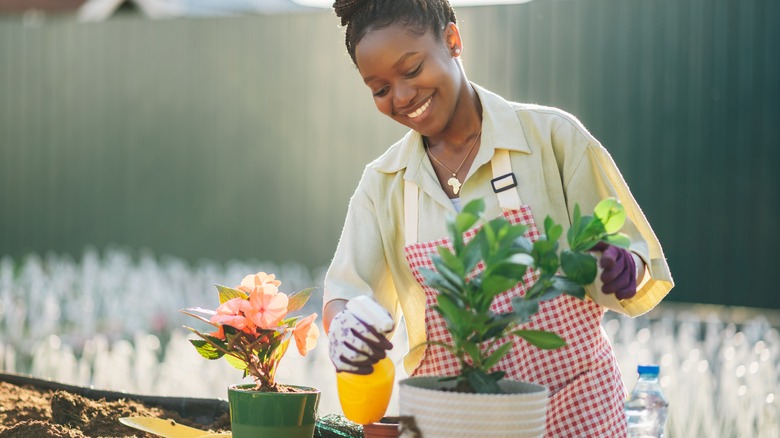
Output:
left=371, top=82, right=531, bottom=178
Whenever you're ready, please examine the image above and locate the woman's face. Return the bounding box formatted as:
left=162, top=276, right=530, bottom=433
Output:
left=354, top=23, right=465, bottom=138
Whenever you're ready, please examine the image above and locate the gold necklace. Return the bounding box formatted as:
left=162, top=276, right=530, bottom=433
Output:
left=425, top=131, right=481, bottom=195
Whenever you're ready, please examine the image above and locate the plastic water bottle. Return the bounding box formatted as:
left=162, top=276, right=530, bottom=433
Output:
left=625, top=364, right=669, bottom=438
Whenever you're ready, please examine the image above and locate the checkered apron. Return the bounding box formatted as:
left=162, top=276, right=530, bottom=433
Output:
left=402, top=150, right=627, bottom=437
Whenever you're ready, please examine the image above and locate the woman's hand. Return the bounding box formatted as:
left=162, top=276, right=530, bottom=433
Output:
left=592, top=242, right=638, bottom=300
left=327, top=296, right=394, bottom=374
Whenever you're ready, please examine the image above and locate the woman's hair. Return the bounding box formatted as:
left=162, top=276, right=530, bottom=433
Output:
left=333, top=0, right=457, bottom=65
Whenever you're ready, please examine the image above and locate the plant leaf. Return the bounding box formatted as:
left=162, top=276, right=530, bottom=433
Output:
left=511, top=298, right=540, bottom=324
left=602, top=233, right=631, bottom=249
left=512, top=329, right=567, bottom=350
left=550, top=276, right=587, bottom=300
left=461, top=198, right=485, bottom=218
left=189, top=339, right=225, bottom=360
left=180, top=308, right=218, bottom=326
left=420, top=267, right=461, bottom=297
left=594, top=198, right=626, bottom=234
left=224, top=354, right=248, bottom=371
left=560, top=250, right=598, bottom=285
left=544, top=217, right=563, bottom=242
left=287, top=287, right=315, bottom=313
left=438, top=246, right=465, bottom=276
left=216, top=284, right=247, bottom=304
left=482, top=342, right=513, bottom=370
left=481, top=275, right=521, bottom=300
left=467, top=369, right=503, bottom=394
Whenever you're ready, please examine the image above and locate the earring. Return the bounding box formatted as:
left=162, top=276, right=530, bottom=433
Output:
left=453, top=48, right=461, bottom=56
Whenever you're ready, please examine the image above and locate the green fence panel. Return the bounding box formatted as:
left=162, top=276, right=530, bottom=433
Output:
left=1, top=0, right=778, bottom=308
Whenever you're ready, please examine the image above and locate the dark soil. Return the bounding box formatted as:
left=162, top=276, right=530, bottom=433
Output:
left=0, top=381, right=230, bottom=437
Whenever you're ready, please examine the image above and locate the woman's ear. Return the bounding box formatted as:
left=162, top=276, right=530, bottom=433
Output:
left=444, top=22, right=463, bottom=57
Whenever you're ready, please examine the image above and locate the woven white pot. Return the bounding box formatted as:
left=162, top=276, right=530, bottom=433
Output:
left=398, top=377, right=549, bottom=438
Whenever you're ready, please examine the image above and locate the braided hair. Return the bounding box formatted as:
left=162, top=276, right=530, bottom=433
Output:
left=332, top=0, right=457, bottom=65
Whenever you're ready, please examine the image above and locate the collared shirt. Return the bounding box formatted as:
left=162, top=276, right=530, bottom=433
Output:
left=324, top=83, right=674, bottom=373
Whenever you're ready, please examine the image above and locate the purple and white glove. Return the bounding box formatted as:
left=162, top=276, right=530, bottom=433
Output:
left=592, top=242, right=638, bottom=300
left=328, top=296, right=394, bottom=375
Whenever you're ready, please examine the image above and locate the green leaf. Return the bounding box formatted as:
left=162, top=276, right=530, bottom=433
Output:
left=216, top=284, right=247, bottom=304
left=431, top=257, right=467, bottom=293
left=189, top=339, right=225, bottom=360
left=462, top=198, right=486, bottom=217
left=455, top=211, right=480, bottom=234
left=560, top=250, right=598, bottom=285
left=487, top=260, right=529, bottom=282
left=602, top=233, right=631, bottom=249
left=438, top=246, right=465, bottom=276
left=594, top=198, right=626, bottom=234
left=481, top=275, right=521, bottom=300
left=466, top=369, right=503, bottom=394
left=550, top=276, right=587, bottom=299
left=287, top=287, right=315, bottom=313
left=511, top=298, right=540, bottom=324
left=462, top=342, right=482, bottom=365
left=224, top=354, right=248, bottom=371
left=506, top=253, right=534, bottom=267
left=512, top=329, right=566, bottom=350
left=567, top=204, right=584, bottom=247
left=483, top=342, right=513, bottom=370
left=532, top=239, right=560, bottom=275
left=544, top=217, right=563, bottom=243
left=472, top=314, right=513, bottom=343
left=462, top=237, right=483, bottom=273
left=434, top=294, right=469, bottom=337
left=180, top=308, right=218, bottom=327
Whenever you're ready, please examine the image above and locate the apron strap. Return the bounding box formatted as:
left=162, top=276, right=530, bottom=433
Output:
left=404, top=180, right=419, bottom=247
left=404, top=149, right=521, bottom=245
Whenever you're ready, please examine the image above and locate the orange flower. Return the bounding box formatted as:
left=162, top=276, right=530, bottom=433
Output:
left=211, top=297, right=252, bottom=331
left=237, top=272, right=282, bottom=296
left=209, top=325, right=226, bottom=340
left=293, top=313, right=319, bottom=356
left=246, top=287, right=289, bottom=329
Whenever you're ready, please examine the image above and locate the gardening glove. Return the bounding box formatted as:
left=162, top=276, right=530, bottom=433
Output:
left=592, top=242, right=638, bottom=300
left=328, top=296, right=394, bottom=375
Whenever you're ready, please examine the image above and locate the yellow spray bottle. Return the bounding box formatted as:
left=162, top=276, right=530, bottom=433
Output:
left=336, top=356, right=395, bottom=425
left=332, top=296, right=396, bottom=425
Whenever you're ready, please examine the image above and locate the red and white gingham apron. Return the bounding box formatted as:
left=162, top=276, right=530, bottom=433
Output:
left=402, top=149, right=627, bottom=437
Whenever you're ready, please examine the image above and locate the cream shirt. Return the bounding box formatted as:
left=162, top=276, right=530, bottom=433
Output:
left=324, top=83, right=674, bottom=373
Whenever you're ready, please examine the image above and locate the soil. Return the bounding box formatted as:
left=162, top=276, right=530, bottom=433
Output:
left=0, top=381, right=230, bottom=437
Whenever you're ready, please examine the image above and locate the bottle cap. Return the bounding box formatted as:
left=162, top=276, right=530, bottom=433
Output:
left=637, top=364, right=660, bottom=375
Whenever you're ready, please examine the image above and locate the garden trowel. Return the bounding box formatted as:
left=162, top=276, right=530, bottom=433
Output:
left=119, top=416, right=230, bottom=437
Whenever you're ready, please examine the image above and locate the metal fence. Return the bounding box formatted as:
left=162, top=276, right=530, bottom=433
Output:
left=1, top=0, right=778, bottom=308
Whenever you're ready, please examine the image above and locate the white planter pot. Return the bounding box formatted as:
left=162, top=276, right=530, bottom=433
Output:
left=398, top=377, right=549, bottom=438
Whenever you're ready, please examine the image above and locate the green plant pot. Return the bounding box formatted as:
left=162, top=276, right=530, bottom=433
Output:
left=228, top=384, right=320, bottom=438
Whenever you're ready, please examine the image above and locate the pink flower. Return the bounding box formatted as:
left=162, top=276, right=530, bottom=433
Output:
left=246, top=288, right=289, bottom=329
left=211, top=298, right=253, bottom=331
left=293, top=313, right=319, bottom=356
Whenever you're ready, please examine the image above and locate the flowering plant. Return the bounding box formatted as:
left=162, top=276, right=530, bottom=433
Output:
left=182, top=272, right=319, bottom=392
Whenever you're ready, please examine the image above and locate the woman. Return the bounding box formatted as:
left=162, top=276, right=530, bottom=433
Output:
left=322, top=0, right=674, bottom=435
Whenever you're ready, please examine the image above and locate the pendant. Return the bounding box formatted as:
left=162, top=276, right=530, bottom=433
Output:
left=447, top=176, right=462, bottom=195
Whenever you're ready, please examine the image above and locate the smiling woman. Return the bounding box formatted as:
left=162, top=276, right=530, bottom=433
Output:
left=321, top=0, right=673, bottom=436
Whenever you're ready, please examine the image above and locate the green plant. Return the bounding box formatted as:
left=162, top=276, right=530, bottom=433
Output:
left=419, top=198, right=629, bottom=394
left=181, top=272, right=319, bottom=392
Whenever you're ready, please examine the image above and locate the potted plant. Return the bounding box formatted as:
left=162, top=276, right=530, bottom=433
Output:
left=182, top=272, right=321, bottom=438
left=398, top=198, right=630, bottom=437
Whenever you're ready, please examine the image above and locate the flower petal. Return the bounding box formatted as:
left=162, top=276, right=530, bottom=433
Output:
left=293, top=313, right=319, bottom=356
